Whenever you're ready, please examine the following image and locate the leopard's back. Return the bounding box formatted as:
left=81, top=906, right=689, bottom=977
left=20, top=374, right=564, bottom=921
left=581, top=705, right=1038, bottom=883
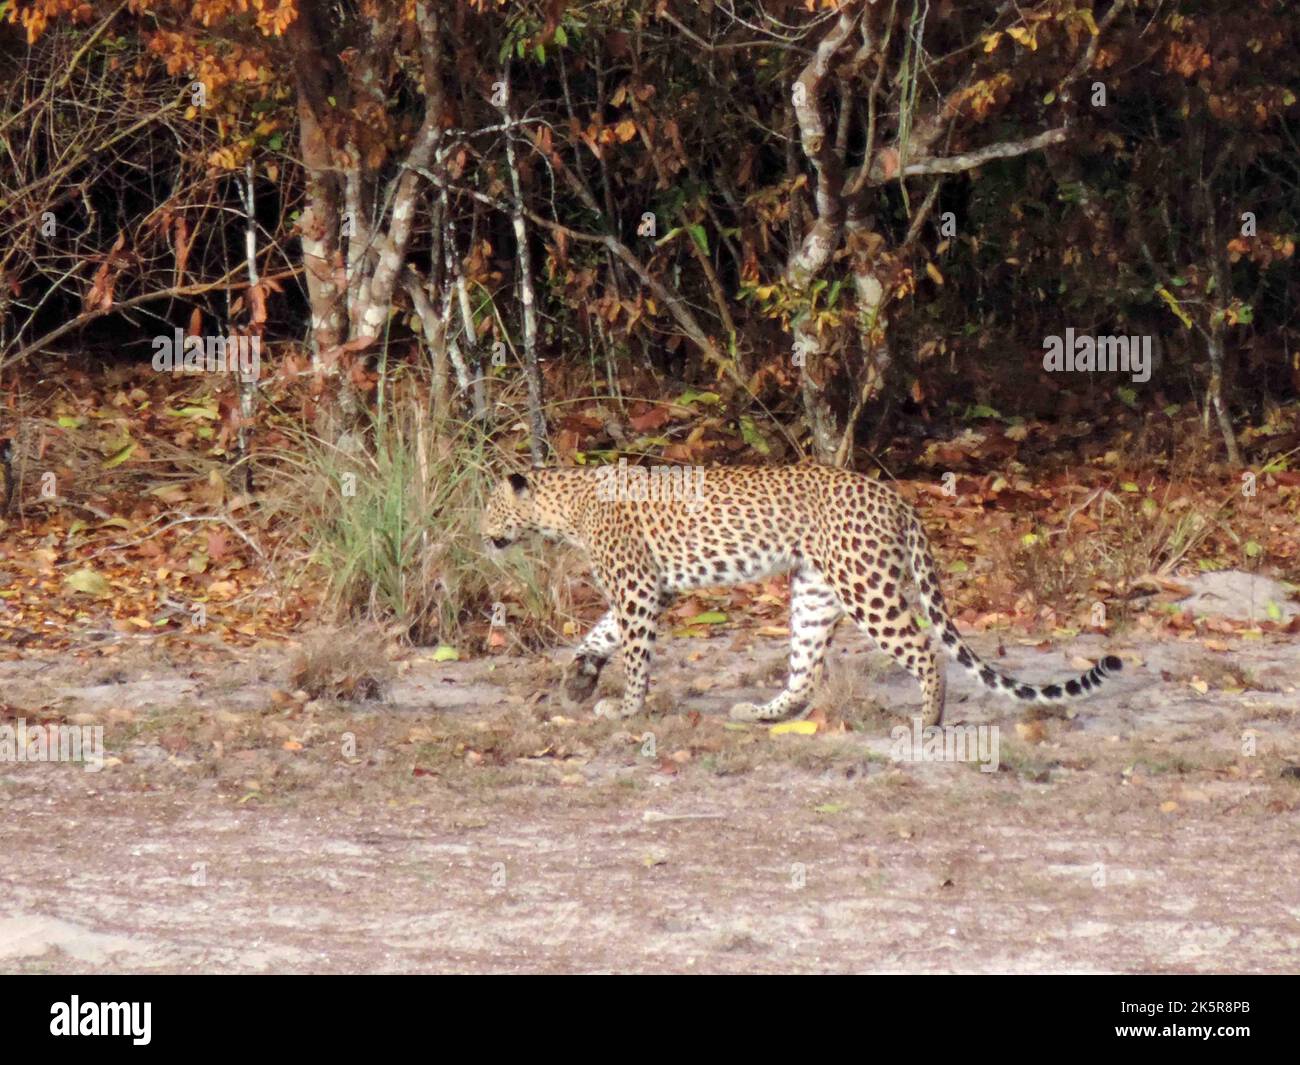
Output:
left=613, top=464, right=909, bottom=590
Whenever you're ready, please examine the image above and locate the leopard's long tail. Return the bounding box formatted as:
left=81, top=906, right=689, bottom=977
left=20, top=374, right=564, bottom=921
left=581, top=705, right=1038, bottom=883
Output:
left=902, top=513, right=1122, bottom=704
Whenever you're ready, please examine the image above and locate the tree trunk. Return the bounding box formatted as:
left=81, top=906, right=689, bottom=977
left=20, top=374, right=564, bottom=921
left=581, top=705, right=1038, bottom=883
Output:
left=286, top=1, right=345, bottom=369
left=500, top=66, right=548, bottom=465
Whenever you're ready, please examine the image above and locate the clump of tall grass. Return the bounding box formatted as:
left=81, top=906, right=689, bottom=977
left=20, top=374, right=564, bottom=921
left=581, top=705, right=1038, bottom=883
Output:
left=263, top=395, right=574, bottom=648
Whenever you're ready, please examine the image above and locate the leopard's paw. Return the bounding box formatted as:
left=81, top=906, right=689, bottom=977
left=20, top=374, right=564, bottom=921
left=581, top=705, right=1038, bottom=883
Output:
left=728, top=701, right=766, bottom=722
left=595, top=696, right=644, bottom=723
left=561, top=656, right=602, bottom=710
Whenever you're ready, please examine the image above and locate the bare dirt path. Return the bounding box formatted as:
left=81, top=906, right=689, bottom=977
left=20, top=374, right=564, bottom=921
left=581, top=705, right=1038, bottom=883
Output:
left=1, top=628, right=1297, bottom=973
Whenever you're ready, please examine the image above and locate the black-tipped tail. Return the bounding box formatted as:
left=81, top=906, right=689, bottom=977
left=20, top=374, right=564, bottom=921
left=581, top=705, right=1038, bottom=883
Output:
left=903, top=513, right=1123, bottom=705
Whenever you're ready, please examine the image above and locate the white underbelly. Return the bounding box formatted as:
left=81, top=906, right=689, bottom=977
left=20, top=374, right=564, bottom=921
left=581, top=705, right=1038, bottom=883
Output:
left=660, top=549, right=798, bottom=592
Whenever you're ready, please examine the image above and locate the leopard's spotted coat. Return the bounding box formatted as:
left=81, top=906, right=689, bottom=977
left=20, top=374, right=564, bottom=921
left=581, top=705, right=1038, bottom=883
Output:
left=481, top=464, right=1122, bottom=724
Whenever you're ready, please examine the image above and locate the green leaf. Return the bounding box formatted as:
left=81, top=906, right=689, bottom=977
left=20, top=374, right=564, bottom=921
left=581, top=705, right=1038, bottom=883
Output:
left=964, top=404, right=1001, bottom=420
left=1265, top=601, right=1283, bottom=622
left=1120, top=482, right=1140, bottom=492
left=738, top=416, right=770, bottom=455
left=1117, top=387, right=1137, bottom=408
left=813, top=803, right=847, bottom=815
left=675, top=389, right=721, bottom=406
left=1244, top=540, right=1263, bottom=558
left=103, top=441, right=136, bottom=469
left=65, top=568, right=110, bottom=597
left=686, top=611, right=728, bottom=625
left=432, top=645, right=460, bottom=662
left=166, top=405, right=219, bottom=420
left=687, top=223, right=709, bottom=254
left=57, top=415, right=84, bottom=429
left=554, top=25, right=569, bottom=46
left=1156, top=285, right=1193, bottom=329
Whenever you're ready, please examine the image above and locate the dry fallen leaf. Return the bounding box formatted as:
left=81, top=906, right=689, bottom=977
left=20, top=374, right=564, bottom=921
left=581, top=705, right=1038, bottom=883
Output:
left=769, top=720, right=818, bottom=737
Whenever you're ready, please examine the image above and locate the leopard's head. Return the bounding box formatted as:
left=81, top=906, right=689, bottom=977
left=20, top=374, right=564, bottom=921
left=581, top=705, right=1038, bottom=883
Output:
left=482, top=469, right=585, bottom=551
left=480, top=472, right=534, bottom=550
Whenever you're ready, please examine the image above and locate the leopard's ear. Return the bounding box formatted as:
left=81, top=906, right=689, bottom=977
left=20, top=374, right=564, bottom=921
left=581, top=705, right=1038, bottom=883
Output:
left=507, top=472, right=530, bottom=498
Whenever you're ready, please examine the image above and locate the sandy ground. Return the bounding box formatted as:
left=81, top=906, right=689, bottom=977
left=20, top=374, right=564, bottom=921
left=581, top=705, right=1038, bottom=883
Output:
left=1, top=624, right=1297, bottom=974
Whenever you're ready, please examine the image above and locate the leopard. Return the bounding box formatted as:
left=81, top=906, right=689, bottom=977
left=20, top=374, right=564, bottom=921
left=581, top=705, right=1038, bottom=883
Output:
left=480, top=463, right=1122, bottom=726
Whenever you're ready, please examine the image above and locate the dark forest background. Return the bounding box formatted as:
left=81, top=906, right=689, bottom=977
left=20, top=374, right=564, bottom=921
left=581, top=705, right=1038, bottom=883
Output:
left=2, top=0, right=1298, bottom=644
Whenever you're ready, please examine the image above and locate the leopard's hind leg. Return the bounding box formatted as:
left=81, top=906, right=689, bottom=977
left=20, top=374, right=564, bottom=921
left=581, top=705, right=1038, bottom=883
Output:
left=814, top=545, right=946, bottom=728
left=729, top=566, right=842, bottom=722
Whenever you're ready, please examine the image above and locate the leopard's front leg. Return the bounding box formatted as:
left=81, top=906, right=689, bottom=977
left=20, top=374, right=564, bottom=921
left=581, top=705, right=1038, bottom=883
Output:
left=561, top=611, right=619, bottom=709
left=588, top=546, right=663, bottom=720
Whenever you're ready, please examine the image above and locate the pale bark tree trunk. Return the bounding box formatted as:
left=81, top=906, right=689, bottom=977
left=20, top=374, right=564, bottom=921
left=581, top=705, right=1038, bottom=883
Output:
left=349, top=3, right=445, bottom=345
left=285, top=1, right=458, bottom=437
left=785, top=3, right=862, bottom=462
left=403, top=269, right=451, bottom=426
left=237, top=161, right=260, bottom=493
left=499, top=65, right=548, bottom=465
left=1202, top=178, right=1242, bottom=465
left=783, top=1, right=1080, bottom=464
